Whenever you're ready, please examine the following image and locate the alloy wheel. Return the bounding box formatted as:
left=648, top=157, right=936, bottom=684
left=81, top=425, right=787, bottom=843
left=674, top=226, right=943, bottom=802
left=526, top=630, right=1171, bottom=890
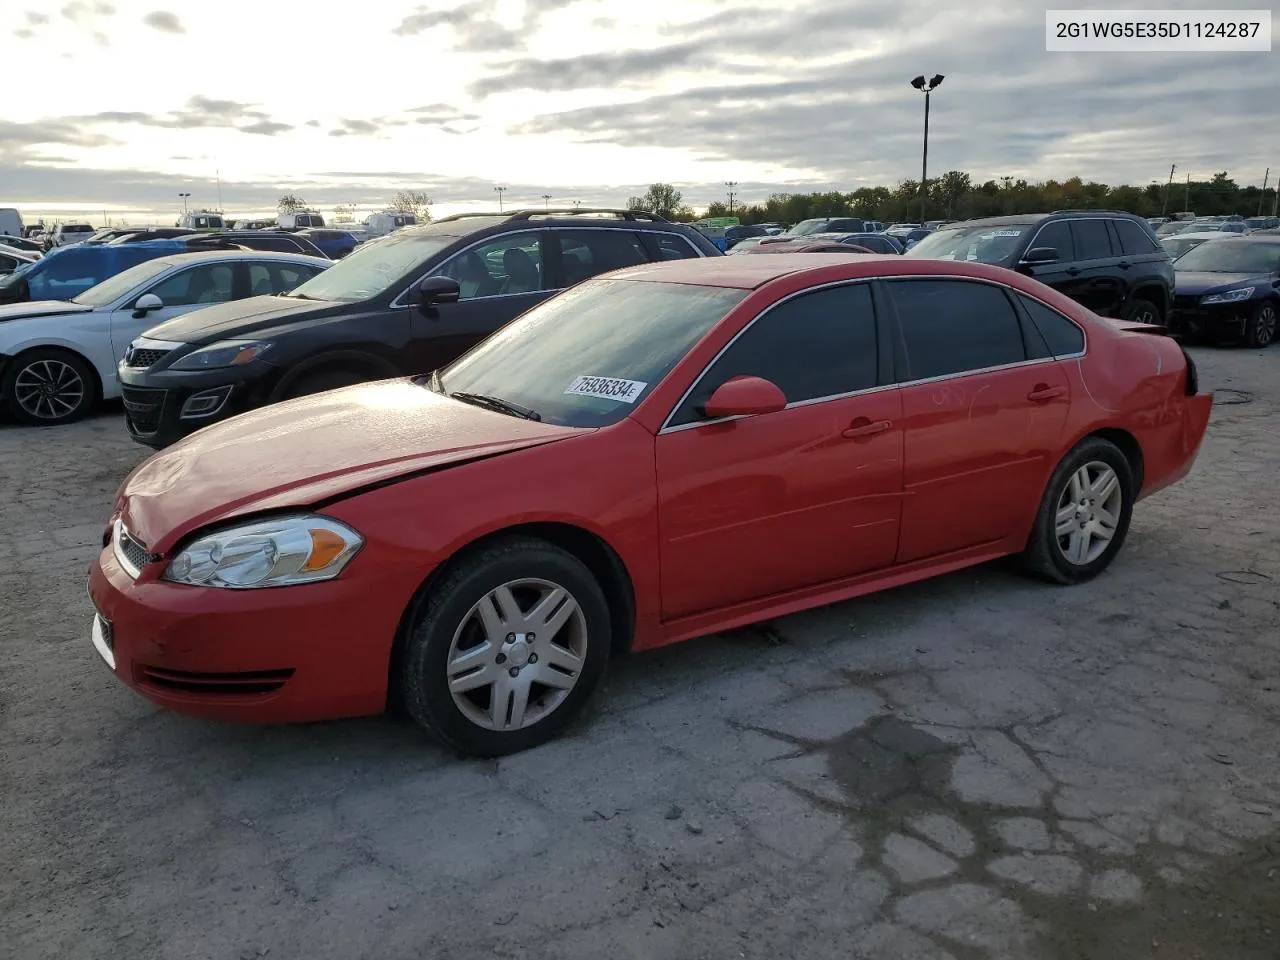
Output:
left=445, top=578, right=588, bottom=731
left=1255, top=304, right=1276, bottom=346
left=13, top=359, right=86, bottom=421
left=1054, top=461, right=1123, bottom=566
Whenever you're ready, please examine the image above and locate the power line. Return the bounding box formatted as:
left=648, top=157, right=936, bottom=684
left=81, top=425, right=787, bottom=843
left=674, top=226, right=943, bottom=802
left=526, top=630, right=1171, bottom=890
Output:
left=724, top=181, right=738, bottom=213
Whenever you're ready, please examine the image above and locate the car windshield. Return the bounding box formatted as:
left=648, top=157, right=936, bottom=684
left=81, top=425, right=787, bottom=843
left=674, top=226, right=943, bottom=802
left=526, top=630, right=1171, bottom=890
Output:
left=284, top=230, right=455, bottom=302
left=1173, top=241, right=1280, bottom=274
left=904, top=223, right=1032, bottom=264
left=72, top=257, right=177, bottom=307
left=438, top=278, right=747, bottom=428
left=784, top=219, right=829, bottom=236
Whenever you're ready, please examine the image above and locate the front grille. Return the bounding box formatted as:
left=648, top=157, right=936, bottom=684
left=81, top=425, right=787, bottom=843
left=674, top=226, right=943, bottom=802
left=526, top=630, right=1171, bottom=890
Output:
left=121, top=386, right=166, bottom=434
left=118, top=528, right=148, bottom=572
left=138, top=666, right=295, bottom=697
left=125, top=348, right=170, bottom=368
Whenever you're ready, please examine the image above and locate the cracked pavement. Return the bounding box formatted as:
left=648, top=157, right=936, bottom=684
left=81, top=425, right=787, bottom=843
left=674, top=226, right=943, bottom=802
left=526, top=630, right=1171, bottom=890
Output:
left=2, top=346, right=1278, bottom=960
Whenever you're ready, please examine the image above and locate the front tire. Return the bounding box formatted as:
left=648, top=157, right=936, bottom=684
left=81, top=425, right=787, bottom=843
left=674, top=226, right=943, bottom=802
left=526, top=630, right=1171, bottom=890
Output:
left=1022, top=437, right=1135, bottom=585
left=2, top=348, right=97, bottom=425
left=398, top=536, right=611, bottom=757
left=1243, top=301, right=1277, bottom=348
left=283, top=368, right=368, bottom=400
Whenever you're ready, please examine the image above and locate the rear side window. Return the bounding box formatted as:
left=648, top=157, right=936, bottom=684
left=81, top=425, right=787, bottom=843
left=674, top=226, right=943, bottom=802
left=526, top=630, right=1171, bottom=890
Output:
left=649, top=234, right=698, bottom=260
left=888, top=279, right=1025, bottom=380
left=1018, top=294, right=1085, bottom=357
left=1071, top=220, right=1113, bottom=260
left=556, top=230, right=649, bottom=286
left=671, top=283, right=877, bottom=424
left=1111, top=219, right=1159, bottom=255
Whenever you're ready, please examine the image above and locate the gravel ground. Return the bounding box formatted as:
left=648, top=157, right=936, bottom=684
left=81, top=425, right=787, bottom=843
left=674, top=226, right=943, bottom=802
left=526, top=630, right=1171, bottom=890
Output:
left=1, top=345, right=1278, bottom=960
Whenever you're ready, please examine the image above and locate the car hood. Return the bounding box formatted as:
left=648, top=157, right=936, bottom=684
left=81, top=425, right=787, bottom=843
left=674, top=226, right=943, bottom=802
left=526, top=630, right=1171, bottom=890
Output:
left=141, top=295, right=345, bottom=344
left=118, top=379, right=584, bottom=553
left=0, top=299, right=93, bottom=323
left=1175, top=271, right=1268, bottom=297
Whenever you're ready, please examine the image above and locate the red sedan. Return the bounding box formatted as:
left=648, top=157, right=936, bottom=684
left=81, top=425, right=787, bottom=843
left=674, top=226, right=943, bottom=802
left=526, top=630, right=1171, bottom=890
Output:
left=88, top=254, right=1213, bottom=756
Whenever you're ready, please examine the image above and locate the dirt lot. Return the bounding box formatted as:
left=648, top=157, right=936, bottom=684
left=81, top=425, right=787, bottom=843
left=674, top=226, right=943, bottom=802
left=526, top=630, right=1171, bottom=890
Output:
left=2, top=345, right=1278, bottom=960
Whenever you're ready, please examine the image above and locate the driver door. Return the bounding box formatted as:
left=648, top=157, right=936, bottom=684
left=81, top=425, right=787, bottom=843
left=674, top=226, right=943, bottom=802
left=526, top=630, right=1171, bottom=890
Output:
left=654, top=282, right=904, bottom=620
left=109, top=262, right=237, bottom=362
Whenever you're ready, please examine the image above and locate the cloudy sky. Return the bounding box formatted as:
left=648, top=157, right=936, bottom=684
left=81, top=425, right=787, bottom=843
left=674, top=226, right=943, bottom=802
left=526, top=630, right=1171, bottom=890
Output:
left=3, top=0, right=1276, bottom=224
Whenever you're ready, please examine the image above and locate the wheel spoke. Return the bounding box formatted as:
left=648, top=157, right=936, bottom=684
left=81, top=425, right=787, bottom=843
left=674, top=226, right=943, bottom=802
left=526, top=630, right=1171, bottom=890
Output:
left=541, top=642, right=583, bottom=675
left=1068, top=468, right=1087, bottom=502
left=529, top=587, right=576, bottom=640
left=1091, top=470, right=1119, bottom=503
left=534, top=659, right=578, bottom=690
left=449, top=661, right=498, bottom=694
left=474, top=593, right=507, bottom=641
left=1067, top=528, right=1091, bottom=564
left=488, top=672, right=532, bottom=729
left=1055, top=504, right=1077, bottom=537
left=447, top=642, right=495, bottom=691
left=1094, top=506, right=1119, bottom=535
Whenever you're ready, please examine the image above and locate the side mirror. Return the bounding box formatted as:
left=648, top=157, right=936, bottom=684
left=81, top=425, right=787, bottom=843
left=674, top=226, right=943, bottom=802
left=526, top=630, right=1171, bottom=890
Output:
left=415, top=275, right=460, bottom=312
left=1020, top=247, right=1059, bottom=265
left=701, top=376, right=787, bottom=420
left=132, top=293, right=163, bottom=317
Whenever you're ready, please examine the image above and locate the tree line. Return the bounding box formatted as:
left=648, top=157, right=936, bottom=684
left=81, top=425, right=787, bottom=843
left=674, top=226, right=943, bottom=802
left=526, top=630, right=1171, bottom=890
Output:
left=629, top=172, right=1279, bottom=225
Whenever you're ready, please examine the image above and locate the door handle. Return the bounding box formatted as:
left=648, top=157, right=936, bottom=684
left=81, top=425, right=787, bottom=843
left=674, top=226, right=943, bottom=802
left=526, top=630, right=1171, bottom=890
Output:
left=1065, top=267, right=1081, bottom=276
left=1117, top=260, right=1131, bottom=269
left=1027, top=384, right=1066, bottom=402
left=842, top=418, right=892, bottom=440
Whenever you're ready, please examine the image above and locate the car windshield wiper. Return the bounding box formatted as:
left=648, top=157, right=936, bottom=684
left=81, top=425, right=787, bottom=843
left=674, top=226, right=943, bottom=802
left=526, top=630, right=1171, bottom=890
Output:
left=449, top=392, right=541, bottom=421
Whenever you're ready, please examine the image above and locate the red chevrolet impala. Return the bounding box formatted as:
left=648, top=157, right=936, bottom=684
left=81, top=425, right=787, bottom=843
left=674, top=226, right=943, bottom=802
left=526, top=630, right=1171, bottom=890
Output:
left=87, top=254, right=1213, bottom=756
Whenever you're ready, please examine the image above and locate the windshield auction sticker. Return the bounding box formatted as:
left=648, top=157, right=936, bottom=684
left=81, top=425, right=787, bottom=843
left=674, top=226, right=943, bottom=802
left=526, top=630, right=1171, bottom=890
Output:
left=1046, top=10, right=1271, bottom=51
left=564, top=376, right=648, bottom=403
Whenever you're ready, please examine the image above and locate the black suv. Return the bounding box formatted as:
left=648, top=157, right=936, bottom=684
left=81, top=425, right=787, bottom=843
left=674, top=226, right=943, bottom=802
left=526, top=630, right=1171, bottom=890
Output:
left=109, top=231, right=329, bottom=259
left=906, top=211, right=1174, bottom=324
left=117, top=208, right=720, bottom=447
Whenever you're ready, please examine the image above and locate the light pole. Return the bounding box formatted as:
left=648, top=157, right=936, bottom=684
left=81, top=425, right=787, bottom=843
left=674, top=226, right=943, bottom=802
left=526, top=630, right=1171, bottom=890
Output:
left=542, top=194, right=552, bottom=209
left=724, top=181, right=738, bottom=214
left=910, top=74, right=943, bottom=223
left=494, top=186, right=506, bottom=211
left=1259, top=168, right=1270, bottom=216
left=1161, top=164, right=1175, bottom=216
left=178, top=192, right=191, bottom=215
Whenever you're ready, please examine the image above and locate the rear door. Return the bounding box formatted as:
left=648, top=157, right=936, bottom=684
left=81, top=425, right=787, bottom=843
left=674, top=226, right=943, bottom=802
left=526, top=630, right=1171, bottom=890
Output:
left=883, top=278, right=1071, bottom=563
left=408, top=231, right=553, bottom=371
left=1068, top=219, right=1125, bottom=316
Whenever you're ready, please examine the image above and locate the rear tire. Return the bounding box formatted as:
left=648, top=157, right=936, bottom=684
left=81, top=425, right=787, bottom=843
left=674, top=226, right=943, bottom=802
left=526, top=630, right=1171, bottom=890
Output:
left=397, top=536, right=611, bottom=757
left=1243, top=301, right=1277, bottom=348
left=2, top=348, right=97, bottom=425
left=1022, top=437, right=1135, bottom=585
left=1123, top=297, right=1162, bottom=326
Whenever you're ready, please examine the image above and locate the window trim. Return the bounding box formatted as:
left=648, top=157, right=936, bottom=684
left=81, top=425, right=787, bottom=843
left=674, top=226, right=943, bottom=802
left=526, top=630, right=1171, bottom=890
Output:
left=658, top=274, right=1088, bottom=436
left=1022, top=216, right=1137, bottom=263
left=659, top=278, right=886, bottom=434
left=387, top=226, right=704, bottom=309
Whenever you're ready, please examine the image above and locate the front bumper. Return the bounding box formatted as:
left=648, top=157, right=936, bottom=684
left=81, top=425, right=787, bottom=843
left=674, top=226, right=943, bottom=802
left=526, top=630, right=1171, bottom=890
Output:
left=118, top=361, right=279, bottom=448
left=1168, top=296, right=1258, bottom=339
left=86, top=536, right=405, bottom=723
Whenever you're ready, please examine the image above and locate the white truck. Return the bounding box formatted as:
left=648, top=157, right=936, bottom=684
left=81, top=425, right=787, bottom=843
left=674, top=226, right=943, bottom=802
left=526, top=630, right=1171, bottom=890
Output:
left=364, top=211, right=416, bottom=238
left=181, top=210, right=226, bottom=230
left=277, top=209, right=325, bottom=230
left=0, top=208, right=24, bottom=240
left=50, top=222, right=95, bottom=247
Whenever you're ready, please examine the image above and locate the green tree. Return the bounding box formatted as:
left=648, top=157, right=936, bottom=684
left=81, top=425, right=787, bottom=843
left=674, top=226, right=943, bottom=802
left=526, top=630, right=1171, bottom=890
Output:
left=393, top=190, right=432, bottom=221
left=627, top=183, right=684, bottom=219
left=278, top=193, right=306, bottom=212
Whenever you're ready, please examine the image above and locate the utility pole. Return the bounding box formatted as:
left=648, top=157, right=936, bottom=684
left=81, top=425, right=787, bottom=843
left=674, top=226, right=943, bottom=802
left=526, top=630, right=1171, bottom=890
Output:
left=542, top=194, right=552, bottom=209
left=494, top=186, right=506, bottom=211
left=1184, top=172, right=1190, bottom=213
left=1259, top=168, right=1270, bottom=215
left=724, top=181, right=738, bottom=214
left=1161, top=164, right=1175, bottom=215
left=216, top=167, right=222, bottom=212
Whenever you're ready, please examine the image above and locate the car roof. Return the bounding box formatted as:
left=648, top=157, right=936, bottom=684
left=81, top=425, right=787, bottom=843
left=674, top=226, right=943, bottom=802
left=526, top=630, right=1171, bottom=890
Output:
left=607, top=252, right=1018, bottom=288
left=134, top=250, right=331, bottom=267
left=1166, top=232, right=1236, bottom=240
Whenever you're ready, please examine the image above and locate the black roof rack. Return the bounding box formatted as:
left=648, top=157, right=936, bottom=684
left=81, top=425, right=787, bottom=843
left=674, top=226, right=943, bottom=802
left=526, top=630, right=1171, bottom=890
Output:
left=1048, top=209, right=1137, bottom=216
left=433, top=208, right=670, bottom=224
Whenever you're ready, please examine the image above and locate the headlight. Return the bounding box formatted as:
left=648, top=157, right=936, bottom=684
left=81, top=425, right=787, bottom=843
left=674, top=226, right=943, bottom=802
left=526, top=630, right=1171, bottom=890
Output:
left=169, top=340, right=272, bottom=370
left=164, top=515, right=362, bottom=588
left=1201, top=287, right=1255, bottom=304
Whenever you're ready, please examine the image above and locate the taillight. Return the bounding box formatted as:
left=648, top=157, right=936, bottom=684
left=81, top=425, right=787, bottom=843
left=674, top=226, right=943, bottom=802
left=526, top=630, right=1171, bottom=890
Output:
left=1181, top=346, right=1198, bottom=395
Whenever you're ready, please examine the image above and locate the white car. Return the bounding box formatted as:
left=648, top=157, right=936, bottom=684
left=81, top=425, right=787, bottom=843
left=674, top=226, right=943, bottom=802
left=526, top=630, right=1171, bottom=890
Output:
left=50, top=222, right=96, bottom=248
left=0, top=245, right=36, bottom=275
left=0, top=250, right=328, bottom=425
left=1161, top=231, right=1232, bottom=261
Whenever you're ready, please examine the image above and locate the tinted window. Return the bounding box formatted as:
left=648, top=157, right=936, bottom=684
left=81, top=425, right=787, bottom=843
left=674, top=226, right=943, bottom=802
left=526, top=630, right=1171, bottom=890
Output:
left=671, top=283, right=878, bottom=425
left=1018, top=294, right=1085, bottom=357
left=1071, top=220, right=1113, bottom=260
left=556, top=229, right=649, bottom=286
left=437, top=234, right=548, bottom=299
left=865, top=237, right=898, bottom=254
left=247, top=264, right=275, bottom=295
left=271, top=263, right=321, bottom=292
left=650, top=234, right=697, bottom=260
left=888, top=279, right=1025, bottom=380
left=1029, top=221, right=1075, bottom=261
left=146, top=263, right=235, bottom=306
left=0, top=254, right=17, bottom=273
left=1112, top=219, right=1159, bottom=255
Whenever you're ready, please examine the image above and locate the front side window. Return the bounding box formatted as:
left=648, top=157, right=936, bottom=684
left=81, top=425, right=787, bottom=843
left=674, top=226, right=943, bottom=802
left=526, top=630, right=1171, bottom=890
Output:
left=145, top=263, right=235, bottom=306
left=556, top=230, right=649, bottom=286
left=887, top=279, right=1025, bottom=380
left=436, top=234, right=548, bottom=299
left=439, top=278, right=745, bottom=428
left=271, top=263, right=322, bottom=292
left=73, top=257, right=178, bottom=307
left=1028, top=221, right=1075, bottom=261
left=670, top=283, right=878, bottom=426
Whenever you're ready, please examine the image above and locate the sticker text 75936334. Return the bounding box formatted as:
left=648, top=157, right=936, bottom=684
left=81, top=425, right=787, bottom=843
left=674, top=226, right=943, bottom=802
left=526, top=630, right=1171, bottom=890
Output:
left=564, top=375, right=648, bottom=404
